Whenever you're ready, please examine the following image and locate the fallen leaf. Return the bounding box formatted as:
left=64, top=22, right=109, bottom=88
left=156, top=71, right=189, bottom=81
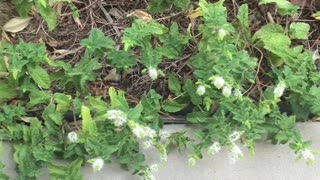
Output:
left=2, top=17, right=32, bottom=33
left=127, top=10, right=152, bottom=22
left=187, top=8, right=203, bottom=19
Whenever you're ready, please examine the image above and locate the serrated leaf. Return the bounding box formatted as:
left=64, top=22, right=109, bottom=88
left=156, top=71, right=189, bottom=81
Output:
left=107, top=50, right=136, bottom=71
left=259, top=0, right=298, bottom=16
left=183, top=79, right=202, bottom=105
left=80, top=29, right=115, bottom=51
left=3, top=17, right=32, bottom=33
left=0, top=82, right=17, bottom=101
left=54, top=93, right=71, bottom=113
left=168, top=74, right=181, bottom=96
left=11, top=0, right=33, bottom=17
left=109, top=87, right=129, bottom=110
left=81, top=106, right=96, bottom=134
left=27, top=90, right=50, bottom=108
left=289, top=22, right=310, bottom=40
left=237, top=4, right=249, bottom=30
left=27, top=65, right=50, bottom=89
left=162, top=100, right=187, bottom=113
left=34, top=1, right=57, bottom=31
left=173, top=0, right=190, bottom=10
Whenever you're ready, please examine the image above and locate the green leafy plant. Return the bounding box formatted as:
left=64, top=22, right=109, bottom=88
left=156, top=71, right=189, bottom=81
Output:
left=0, top=0, right=319, bottom=179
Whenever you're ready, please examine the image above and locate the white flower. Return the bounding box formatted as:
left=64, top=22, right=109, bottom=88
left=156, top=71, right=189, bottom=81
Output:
left=67, top=131, right=78, bottom=143
left=301, top=149, right=315, bottom=162
left=148, top=68, right=158, bottom=80
left=149, top=164, right=160, bottom=172
left=228, top=131, right=241, bottom=143
left=91, top=158, right=104, bottom=172
left=228, top=144, right=243, bottom=164
left=142, top=171, right=156, bottom=180
left=132, top=125, right=146, bottom=139
left=196, top=85, right=206, bottom=96
left=208, top=142, right=221, bottom=155
left=273, top=82, right=286, bottom=98
left=222, top=86, right=232, bottom=97
left=218, top=29, right=226, bottom=40
left=130, top=122, right=156, bottom=140
left=188, top=157, right=196, bottom=168
left=234, top=90, right=242, bottom=98
left=213, top=77, right=225, bottom=89
left=159, top=130, right=170, bottom=140
left=106, top=110, right=127, bottom=127
left=142, top=140, right=154, bottom=149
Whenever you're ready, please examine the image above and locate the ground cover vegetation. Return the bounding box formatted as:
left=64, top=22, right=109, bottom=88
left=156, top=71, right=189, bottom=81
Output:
left=0, top=0, right=320, bottom=179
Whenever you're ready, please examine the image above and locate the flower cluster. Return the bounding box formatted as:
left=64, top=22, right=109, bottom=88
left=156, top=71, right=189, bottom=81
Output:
left=273, top=81, right=286, bottom=98
left=67, top=131, right=78, bottom=143
left=209, top=76, right=242, bottom=98
left=148, top=67, right=158, bottom=80
left=208, top=142, right=221, bottom=156
left=300, top=149, right=315, bottom=164
left=228, top=144, right=243, bottom=164
left=89, top=158, right=104, bottom=172
left=228, top=131, right=242, bottom=143
left=130, top=122, right=156, bottom=140
left=196, top=85, right=206, bottom=96
left=106, top=110, right=127, bottom=127
left=188, top=156, right=197, bottom=168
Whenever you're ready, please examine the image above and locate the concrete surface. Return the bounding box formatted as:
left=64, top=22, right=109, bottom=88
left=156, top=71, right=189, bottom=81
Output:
left=2, top=123, right=320, bottom=180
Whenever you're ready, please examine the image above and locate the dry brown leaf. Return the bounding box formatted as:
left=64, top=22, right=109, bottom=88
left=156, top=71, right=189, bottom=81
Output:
left=1, top=31, right=12, bottom=43
left=2, top=17, right=32, bottom=33
left=187, top=8, right=203, bottom=19
left=73, top=17, right=84, bottom=29
left=127, top=10, right=152, bottom=22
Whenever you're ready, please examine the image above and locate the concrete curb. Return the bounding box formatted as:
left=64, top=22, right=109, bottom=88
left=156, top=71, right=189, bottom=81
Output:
left=3, top=123, right=320, bottom=180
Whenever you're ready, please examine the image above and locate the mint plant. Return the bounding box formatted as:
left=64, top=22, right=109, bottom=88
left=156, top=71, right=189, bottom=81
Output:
left=0, top=0, right=319, bottom=179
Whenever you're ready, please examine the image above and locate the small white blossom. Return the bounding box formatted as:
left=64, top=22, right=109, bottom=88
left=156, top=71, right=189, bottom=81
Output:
left=188, top=157, right=197, bottom=168
left=148, top=68, right=158, bottom=80
left=301, top=149, right=315, bottom=162
left=273, top=82, right=286, bottom=98
left=142, top=171, right=156, bottom=180
left=218, top=29, right=227, bottom=40
left=208, top=142, right=221, bottom=155
left=131, top=122, right=156, bottom=140
left=142, top=140, right=154, bottom=149
left=222, top=86, right=232, bottom=97
left=91, top=158, right=104, bottom=172
left=149, top=164, right=160, bottom=172
left=196, top=85, right=206, bottom=96
left=67, top=131, right=78, bottom=143
left=213, top=77, right=225, bottom=89
left=106, top=110, right=127, bottom=127
left=234, top=90, right=242, bottom=98
left=228, top=131, right=241, bottom=143
left=228, top=144, right=243, bottom=164
left=159, top=130, right=170, bottom=140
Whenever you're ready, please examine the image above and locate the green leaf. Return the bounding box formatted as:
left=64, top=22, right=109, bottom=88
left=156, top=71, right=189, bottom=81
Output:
left=186, top=111, right=211, bottom=123
left=148, top=0, right=170, bottom=13
left=42, top=105, right=63, bottom=126
left=259, top=0, right=298, bottom=16
left=162, top=100, right=187, bottom=113
left=27, top=90, right=51, bottom=108
left=109, top=87, right=129, bottom=110
left=183, top=79, right=202, bottom=105
left=81, top=106, right=97, bottom=134
left=168, top=74, right=181, bottom=96
left=173, top=0, right=190, bottom=10
left=27, top=65, right=51, bottom=89
left=0, top=82, right=17, bottom=101
left=11, top=0, right=33, bottom=17
left=34, top=1, right=57, bottom=31
left=107, top=50, right=136, bottom=71
left=237, top=4, right=249, bottom=30
left=80, top=29, right=115, bottom=51
left=54, top=93, right=71, bottom=114
left=289, top=22, right=310, bottom=40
